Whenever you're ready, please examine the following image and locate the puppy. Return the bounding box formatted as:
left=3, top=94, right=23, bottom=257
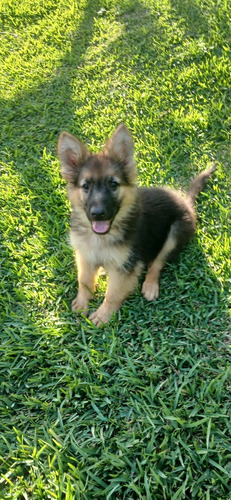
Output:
left=58, top=124, right=216, bottom=325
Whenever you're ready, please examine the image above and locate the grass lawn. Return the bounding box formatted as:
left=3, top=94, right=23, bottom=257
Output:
left=0, top=0, right=231, bottom=498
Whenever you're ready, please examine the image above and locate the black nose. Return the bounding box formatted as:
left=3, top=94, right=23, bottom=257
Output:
left=90, top=206, right=105, bottom=219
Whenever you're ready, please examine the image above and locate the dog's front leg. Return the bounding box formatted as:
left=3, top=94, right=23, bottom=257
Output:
left=89, top=264, right=142, bottom=326
left=72, top=252, right=98, bottom=316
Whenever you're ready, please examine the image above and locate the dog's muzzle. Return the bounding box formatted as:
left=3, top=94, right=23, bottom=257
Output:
left=89, top=206, right=112, bottom=234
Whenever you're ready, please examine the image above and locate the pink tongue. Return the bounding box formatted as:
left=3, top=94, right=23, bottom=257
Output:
left=92, top=221, right=110, bottom=234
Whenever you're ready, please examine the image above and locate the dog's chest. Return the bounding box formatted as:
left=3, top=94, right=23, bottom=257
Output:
left=70, top=229, right=130, bottom=269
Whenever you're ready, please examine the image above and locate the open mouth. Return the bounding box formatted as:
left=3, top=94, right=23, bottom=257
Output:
left=92, top=220, right=111, bottom=234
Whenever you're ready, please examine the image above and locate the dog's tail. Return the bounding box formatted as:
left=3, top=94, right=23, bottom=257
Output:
left=187, top=163, right=217, bottom=206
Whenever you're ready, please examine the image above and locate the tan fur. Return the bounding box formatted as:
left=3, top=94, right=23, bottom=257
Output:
left=71, top=252, right=98, bottom=314
left=89, top=262, right=143, bottom=326
left=70, top=231, right=131, bottom=269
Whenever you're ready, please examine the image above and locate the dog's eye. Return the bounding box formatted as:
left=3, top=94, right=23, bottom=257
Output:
left=110, top=179, right=119, bottom=190
left=82, top=182, right=89, bottom=193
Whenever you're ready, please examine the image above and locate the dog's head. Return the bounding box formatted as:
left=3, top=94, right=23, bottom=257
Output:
left=57, top=124, right=137, bottom=235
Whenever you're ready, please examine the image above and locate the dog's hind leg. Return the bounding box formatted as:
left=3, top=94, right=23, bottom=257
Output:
left=142, top=227, right=177, bottom=301
left=72, top=252, right=98, bottom=315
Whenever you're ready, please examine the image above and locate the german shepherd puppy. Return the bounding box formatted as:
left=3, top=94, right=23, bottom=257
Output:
left=58, top=124, right=216, bottom=326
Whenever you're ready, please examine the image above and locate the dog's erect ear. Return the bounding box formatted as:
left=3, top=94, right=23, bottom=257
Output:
left=57, top=132, right=89, bottom=182
left=104, top=124, right=136, bottom=180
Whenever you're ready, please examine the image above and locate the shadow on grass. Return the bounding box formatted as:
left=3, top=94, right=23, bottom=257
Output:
left=170, top=0, right=231, bottom=40
left=169, top=0, right=210, bottom=37
left=121, top=242, right=231, bottom=340
left=1, top=0, right=102, bottom=156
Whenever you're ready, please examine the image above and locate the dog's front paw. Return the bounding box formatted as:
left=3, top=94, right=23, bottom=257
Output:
left=71, top=294, right=89, bottom=316
left=142, top=281, right=159, bottom=301
left=89, top=305, right=111, bottom=326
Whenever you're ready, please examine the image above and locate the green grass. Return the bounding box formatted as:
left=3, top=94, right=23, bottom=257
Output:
left=0, top=0, right=231, bottom=498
